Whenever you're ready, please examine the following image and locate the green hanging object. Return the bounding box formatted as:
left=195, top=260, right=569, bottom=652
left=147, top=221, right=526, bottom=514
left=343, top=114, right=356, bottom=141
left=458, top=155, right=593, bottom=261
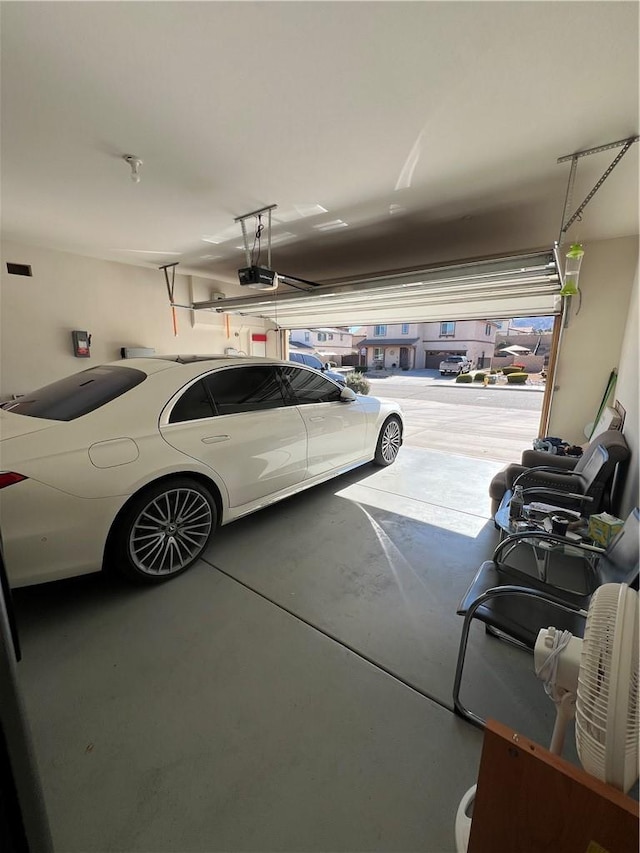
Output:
left=560, top=242, right=584, bottom=296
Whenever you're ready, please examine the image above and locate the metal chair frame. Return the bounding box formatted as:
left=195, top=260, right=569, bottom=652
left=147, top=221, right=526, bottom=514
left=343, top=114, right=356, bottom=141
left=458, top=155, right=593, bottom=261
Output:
left=452, top=585, right=587, bottom=729
left=453, top=508, right=638, bottom=729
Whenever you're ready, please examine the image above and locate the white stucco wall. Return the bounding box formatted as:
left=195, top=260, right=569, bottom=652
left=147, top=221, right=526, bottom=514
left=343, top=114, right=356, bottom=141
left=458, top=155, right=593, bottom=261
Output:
left=0, top=241, right=276, bottom=397
left=548, top=236, right=638, bottom=446
left=612, top=257, right=639, bottom=517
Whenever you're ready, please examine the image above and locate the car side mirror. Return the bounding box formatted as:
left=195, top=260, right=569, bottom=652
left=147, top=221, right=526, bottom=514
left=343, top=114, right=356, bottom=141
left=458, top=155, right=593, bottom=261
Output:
left=339, top=386, right=357, bottom=402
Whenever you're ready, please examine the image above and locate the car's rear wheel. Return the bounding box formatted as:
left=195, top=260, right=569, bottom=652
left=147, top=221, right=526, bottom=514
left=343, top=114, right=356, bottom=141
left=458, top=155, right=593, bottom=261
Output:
left=373, top=416, right=402, bottom=466
left=112, top=478, right=216, bottom=583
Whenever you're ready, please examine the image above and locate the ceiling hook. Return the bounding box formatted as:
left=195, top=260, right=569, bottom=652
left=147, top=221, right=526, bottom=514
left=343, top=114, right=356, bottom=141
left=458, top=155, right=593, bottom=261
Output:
left=123, top=155, right=143, bottom=184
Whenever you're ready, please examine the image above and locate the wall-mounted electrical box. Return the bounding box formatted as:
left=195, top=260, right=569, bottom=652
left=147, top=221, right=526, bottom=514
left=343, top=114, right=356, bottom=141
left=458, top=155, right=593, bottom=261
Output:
left=71, top=330, right=91, bottom=358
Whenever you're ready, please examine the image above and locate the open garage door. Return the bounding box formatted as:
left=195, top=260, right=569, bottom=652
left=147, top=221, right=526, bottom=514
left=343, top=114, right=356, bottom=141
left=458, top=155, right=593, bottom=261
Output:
left=194, top=249, right=561, bottom=328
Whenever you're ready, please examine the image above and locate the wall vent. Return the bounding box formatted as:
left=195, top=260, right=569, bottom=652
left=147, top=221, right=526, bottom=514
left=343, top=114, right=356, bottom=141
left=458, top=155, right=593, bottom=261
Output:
left=6, top=263, right=32, bottom=276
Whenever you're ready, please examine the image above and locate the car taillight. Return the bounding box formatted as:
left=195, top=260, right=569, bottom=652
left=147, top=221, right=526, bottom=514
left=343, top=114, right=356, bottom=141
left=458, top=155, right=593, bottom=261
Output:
left=0, top=472, right=28, bottom=489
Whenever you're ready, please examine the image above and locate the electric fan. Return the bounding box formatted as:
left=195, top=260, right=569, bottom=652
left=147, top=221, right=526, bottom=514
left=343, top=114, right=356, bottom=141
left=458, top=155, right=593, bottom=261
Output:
left=455, top=583, right=639, bottom=852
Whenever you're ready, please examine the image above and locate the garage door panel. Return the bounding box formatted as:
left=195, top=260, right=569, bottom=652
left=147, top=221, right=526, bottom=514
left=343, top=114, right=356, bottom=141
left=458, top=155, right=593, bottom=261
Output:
left=200, top=250, right=561, bottom=328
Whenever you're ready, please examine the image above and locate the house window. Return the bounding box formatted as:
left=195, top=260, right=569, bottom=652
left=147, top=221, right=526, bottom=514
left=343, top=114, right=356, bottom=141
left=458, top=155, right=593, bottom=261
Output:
left=340, top=334, right=344, bottom=341
left=328, top=333, right=334, bottom=340
left=373, top=347, right=384, bottom=362
left=401, top=324, right=410, bottom=335
left=317, top=332, right=327, bottom=342
left=485, top=323, right=492, bottom=336
left=304, top=331, right=310, bottom=342
left=440, top=322, right=455, bottom=337
left=373, top=325, right=387, bottom=336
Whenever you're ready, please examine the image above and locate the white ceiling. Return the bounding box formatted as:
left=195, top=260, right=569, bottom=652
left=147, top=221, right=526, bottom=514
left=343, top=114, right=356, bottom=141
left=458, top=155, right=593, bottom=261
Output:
left=1, top=2, right=638, bottom=288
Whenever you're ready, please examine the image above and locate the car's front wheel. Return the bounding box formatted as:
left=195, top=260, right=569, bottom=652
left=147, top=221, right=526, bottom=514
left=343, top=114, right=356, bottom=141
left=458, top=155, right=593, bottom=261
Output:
left=373, top=416, right=403, bottom=466
left=111, top=478, right=217, bottom=583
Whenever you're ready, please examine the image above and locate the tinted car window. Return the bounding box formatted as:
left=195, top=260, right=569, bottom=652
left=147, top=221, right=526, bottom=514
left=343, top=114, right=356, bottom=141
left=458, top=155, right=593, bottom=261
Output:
left=289, top=352, right=324, bottom=370
left=168, top=380, right=215, bottom=423
left=280, top=366, right=342, bottom=404
left=204, top=366, right=287, bottom=415
left=0, top=366, right=146, bottom=422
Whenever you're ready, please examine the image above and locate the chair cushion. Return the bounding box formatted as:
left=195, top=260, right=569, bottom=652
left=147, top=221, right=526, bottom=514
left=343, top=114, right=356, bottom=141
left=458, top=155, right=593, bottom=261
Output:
left=489, top=470, right=508, bottom=502
left=489, top=464, right=529, bottom=502
left=521, top=449, right=578, bottom=470
left=457, top=561, right=588, bottom=648
left=490, top=431, right=629, bottom=517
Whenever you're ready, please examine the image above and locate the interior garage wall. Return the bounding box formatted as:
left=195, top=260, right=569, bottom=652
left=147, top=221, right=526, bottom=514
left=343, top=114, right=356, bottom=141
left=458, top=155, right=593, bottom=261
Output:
left=0, top=241, right=278, bottom=398
left=612, top=258, right=639, bottom=515
left=547, top=235, right=638, bottom=510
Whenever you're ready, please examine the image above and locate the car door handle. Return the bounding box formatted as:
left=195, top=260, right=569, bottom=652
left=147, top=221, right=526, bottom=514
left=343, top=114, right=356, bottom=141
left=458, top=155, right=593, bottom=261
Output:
left=201, top=435, right=230, bottom=444
left=309, top=416, right=324, bottom=422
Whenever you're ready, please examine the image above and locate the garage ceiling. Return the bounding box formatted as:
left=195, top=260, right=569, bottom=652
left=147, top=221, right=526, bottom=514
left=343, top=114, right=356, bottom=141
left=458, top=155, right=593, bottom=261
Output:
left=1, top=2, right=638, bottom=289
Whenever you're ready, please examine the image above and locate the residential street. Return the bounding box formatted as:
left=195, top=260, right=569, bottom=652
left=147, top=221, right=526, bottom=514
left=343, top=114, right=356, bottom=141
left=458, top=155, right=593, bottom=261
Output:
left=365, top=370, right=544, bottom=464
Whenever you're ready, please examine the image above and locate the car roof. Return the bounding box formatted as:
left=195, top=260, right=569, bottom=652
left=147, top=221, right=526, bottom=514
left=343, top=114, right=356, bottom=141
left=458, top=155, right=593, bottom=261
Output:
left=102, top=355, right=303, bottom=375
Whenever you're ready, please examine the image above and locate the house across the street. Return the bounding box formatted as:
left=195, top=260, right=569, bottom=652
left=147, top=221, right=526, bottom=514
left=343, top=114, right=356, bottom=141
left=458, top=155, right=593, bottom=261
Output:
left=358, top=320, right=500, bottom=369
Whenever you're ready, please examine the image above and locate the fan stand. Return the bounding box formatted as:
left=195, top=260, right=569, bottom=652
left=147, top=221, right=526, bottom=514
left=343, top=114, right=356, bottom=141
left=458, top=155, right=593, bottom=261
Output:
left=549, top=690, right=576, bottom=755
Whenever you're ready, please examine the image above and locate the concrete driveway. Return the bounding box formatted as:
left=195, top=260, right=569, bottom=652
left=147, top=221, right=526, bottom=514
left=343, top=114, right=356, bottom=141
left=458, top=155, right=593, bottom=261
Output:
left=365, top=369, right=544, bottom=464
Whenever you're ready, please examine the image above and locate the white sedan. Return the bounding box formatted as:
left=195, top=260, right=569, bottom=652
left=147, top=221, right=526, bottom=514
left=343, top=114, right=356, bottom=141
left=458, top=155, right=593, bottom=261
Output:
left=0, top=356, right=403, bottom=587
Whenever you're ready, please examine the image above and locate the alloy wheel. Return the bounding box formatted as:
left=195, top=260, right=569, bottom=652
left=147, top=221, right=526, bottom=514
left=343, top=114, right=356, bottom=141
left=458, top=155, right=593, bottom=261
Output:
left=128, top=487, right=213, bottom=575
left=380, top=419, right=402, bottom=463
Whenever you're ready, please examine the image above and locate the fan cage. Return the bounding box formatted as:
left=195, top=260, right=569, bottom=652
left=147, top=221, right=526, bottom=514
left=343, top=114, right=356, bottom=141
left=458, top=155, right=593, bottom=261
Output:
left=576, top=584, right=639, bottom=792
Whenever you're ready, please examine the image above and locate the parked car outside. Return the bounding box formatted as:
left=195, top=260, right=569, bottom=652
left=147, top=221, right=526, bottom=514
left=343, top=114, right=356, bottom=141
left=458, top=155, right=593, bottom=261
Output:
left=0, top=356, right=403, bottom=587
left=288, top=351, right=346, bottom=385
left=439, top=355, right=472, bottom=376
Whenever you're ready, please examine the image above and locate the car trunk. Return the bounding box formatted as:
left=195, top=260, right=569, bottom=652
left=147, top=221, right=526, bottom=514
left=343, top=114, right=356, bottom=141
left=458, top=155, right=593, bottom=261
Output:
left=0, top=409, right=59, bottom=441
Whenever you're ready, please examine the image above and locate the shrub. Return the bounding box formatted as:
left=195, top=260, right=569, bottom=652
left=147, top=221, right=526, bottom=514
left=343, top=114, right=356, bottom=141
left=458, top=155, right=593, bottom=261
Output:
left=506, top=372, right=528, bottom=384
left=490, top=369, right=498, bottom=374
left=354, top=365, right=368, bottom=373
left=473, top=372, right=487, bottom=382
left=512, top=363, right=526, bottom=370
left=345, top=372, right=370, bottom=394
left=455, top=373, right=473, bottom=383
left=502, top=366, right=523, bottom=376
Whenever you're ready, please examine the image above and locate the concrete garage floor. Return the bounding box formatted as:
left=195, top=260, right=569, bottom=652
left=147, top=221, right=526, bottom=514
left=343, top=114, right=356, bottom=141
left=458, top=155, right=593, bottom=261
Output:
left=12, top=445, right=571, bottom=853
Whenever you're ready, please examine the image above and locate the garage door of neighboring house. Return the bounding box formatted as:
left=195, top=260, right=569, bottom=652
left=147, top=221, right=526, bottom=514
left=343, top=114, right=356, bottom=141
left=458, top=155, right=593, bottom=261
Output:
left=424, top=350, right=466, bottom=369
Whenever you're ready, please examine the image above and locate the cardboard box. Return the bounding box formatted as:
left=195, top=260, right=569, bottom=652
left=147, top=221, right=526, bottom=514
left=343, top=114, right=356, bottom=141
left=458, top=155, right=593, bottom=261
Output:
left=588, top=512, right=624, bottom=547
